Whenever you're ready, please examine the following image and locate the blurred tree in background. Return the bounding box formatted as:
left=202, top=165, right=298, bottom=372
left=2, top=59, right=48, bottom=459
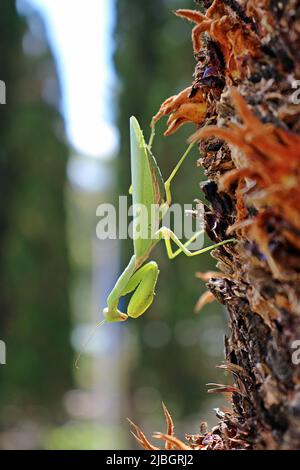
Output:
left=0, top=0, right=72, bottom=424
left=0, top=0, right=230, bottom=449
left=114, top=0, right=227, bottom=436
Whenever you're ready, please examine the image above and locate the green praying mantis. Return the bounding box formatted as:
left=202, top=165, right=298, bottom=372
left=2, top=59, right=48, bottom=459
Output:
left=102, top=117, right=235, bottom=324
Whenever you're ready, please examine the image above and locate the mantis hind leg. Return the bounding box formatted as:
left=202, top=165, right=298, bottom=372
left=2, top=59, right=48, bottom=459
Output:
left=164, top=142, right=195, bottom=206
left=156, top=227, right=236, bottom=259
left=125, top=261, right=159, bottom=319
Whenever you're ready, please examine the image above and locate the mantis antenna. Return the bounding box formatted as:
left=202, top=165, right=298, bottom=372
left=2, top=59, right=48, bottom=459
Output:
left=74, top=319, right=107, bottom=369
left=148, top=119, right=156, bottom=150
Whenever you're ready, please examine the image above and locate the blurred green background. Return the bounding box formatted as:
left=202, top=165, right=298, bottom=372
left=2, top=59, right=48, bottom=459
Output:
left=0, top=0, right=228, bottom=449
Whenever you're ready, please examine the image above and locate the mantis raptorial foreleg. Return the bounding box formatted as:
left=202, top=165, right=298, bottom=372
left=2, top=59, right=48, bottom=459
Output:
left=104, top=255, right=159, bottom=322
left=156, top=226, right=236, bottom=260
left=123, top=261, right=159, bottom=318
left=104, top=255, right=136, bottom=322
left=77, top=256, right=158, bottom=367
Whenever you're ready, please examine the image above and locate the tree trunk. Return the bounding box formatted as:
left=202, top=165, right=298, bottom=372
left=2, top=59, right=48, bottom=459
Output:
left=128, top=0, right=300, bottom=450
left=191, top=0, right=300, bottom=450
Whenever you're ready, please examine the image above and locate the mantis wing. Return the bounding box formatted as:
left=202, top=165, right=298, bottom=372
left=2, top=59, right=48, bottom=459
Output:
left=130, top=117, right=166, bottom=260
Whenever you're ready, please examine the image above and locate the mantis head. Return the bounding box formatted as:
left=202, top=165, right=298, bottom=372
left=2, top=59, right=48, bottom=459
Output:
left=103, top=307, right=128, bottom=323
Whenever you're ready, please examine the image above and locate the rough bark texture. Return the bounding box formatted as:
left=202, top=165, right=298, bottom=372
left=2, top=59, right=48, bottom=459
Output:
left=130, top=0, right=300, bottom=450
left=191, top=0, right=300, bottom=450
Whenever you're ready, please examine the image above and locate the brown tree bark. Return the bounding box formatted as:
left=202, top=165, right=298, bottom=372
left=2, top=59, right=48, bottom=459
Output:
left=130, top=0, right=300, bottom=450
left=190, top=0, right=300, bottom=450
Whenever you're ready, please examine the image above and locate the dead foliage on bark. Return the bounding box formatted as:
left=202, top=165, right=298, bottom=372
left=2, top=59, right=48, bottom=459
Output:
left=131, top=0, right=300, bottom=450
